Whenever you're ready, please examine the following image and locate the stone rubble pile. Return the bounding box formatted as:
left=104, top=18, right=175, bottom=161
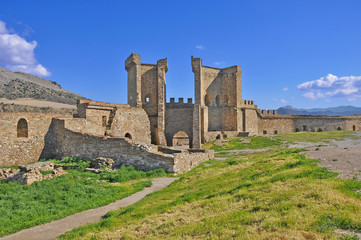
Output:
left=0, top=161, right=67, bottom=185
left=85, top=157, right=115, bottom=174
left=90, top=157, right=114, bottom=169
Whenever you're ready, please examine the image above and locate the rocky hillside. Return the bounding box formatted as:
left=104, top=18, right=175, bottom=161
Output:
left=0, top=66, right=84, bottom=105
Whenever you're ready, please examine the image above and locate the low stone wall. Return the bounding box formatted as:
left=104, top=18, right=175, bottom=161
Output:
left=174, top=149, right=214, bottom=173
left=44, top=119, right=213, bottom=173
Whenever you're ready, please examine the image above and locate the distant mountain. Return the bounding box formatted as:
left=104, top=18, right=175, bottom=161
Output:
left=0, top=66, right=84, bottom=105
left=278, top=105, right=361, bottom=116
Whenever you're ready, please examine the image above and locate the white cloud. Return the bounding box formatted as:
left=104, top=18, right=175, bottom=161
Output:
left=195, top=45, right=205, bottom=50
left=280, top=98, right=287, bottom=104
left=0, top=21, right=7, bottom=34
left=214, top=61, right=225, bottom=66
left=0, top=19, right=50, bottom=77
left=298, top=74, right=361, bottom=100
left=7, top=64, right=50, bottom=77
left=282, top=87, right=289, bottom=91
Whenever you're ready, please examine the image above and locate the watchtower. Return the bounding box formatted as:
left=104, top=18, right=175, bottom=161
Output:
left=125, top=53, right=168, bottom=145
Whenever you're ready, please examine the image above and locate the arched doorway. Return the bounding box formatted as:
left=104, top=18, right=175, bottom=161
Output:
left=125, top=133, right=132, bottom=139
left=205, top=94, right=211, bottom=106
left=17, top=118, right=28, bottom=138
left=337, top=127, right=341, bottom=131
left=353, top=125, right=356, bottom=131
left=172, top=131, right=189, bottom=147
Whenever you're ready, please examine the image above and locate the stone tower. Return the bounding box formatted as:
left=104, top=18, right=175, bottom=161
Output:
left=125, top=53, right=168, bottom=145
left=192, top=56, right=243, bottom=142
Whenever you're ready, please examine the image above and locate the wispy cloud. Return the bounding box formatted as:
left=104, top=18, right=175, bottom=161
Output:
left=282, top=87, right=289, bottom=91
left=195, top=45, right=205, bottom=50
left=0, top=19, right=50, bottom=77
left=214, top=61, right=226, bottom=66
left=298, top=74, right=361, bottom=100
left=280, top=98, right=287, bottom=104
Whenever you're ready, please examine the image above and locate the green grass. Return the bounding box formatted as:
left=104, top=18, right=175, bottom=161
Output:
left=59, top=148, right=361, bottom=239
left=276, top=130, right=356, bottom=143
left=0, top=164, right=166, bottom=237
left=204, top=136, right=282, bottom=151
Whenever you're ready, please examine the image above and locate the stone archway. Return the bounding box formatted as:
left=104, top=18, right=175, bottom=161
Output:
left=17, top=118, right=28, bottom=138
left=172, top=131, right=189, bottom=147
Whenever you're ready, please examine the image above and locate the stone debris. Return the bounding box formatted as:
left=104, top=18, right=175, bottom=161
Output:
left=1, top=161, right=67, bottom=185
left=0, top=168, right=20, bottom=179
left=19, top=161, right=54, bottom=172
left=85, top=168, right=103, bottom=174
left=90, top=157, right=114, bottom=169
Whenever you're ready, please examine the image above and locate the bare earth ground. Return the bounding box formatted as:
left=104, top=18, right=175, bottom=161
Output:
left=0, top=177, right=178, bottom=240
left=213, top=132, right=361, bottom=181
left=0, top=98, right=76, bottom=109
left=304, top=132, right=361, bottom=180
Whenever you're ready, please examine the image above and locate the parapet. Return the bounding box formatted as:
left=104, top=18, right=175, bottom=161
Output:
left=125, top=53, right=141, bottom=71
left=243, top=100, right=254, bottom=105
left=166, top=97, right=194, bottom=108
left=157, top=58, right=168, bottom=72
left=260, top=109, right=278, bottom=115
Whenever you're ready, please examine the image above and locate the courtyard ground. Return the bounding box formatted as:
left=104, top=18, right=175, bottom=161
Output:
left=59, top=131, right=361, bottom=240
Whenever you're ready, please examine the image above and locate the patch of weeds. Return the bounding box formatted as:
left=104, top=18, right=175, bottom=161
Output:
left=208, top=136, right=282, bottom=151
left=39, top=170, right=53, bottom=176
left=99, top=166, right=166, bottom=183
left=226, top=159, right=238, bottom=165
left=316, top=215, right=361, bottom=233
left=341, top=179, right=361, bottom=199
left=0, top=162, right=164, bottom=237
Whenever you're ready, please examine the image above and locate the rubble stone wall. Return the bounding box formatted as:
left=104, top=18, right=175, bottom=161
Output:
left=0, top=112, right=71, bottom=166
left=45, top=119, right=212, bottom=173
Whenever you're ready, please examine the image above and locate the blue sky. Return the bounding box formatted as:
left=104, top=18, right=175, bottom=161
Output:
left=1, top=0, right=361, bottom=109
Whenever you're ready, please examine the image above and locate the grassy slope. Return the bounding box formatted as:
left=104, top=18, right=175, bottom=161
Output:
left=60, top=132, right=361, bottom=240
left=0, top=165, right=167, bottom=237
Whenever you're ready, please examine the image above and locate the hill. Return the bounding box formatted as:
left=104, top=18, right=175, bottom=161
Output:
left=278, top=105, right=361, bottom=116
left=0, top=66, right=84, bottom=105
left=59, top=132, right=361, bottom=239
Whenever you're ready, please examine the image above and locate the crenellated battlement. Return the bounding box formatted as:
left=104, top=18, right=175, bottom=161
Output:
left=242, top=100, right=254, bottom=105
left=259, top=109, right=278, bottom=115
left=167, top=97, right=193, bottom=104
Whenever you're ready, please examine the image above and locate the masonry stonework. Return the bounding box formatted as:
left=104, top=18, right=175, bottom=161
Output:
left=2, top=52, right=361, bottom=172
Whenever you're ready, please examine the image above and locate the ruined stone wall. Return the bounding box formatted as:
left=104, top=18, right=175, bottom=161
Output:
left=293, top=116, right=353, bottom=132
left=258, top=117, right=295, bottom=134
left=257, top=113, right=361, bottom=134
left=0, top=112, right=71, bottom=166
left=75, top=100, right=151, bottom=143
left=45, top=119, right=212, bottom=173
left=244, top=108, right=259, bottom=134
left=111, top=108, right=151, bottom=144
left=165, top=98, right=194, bottom=147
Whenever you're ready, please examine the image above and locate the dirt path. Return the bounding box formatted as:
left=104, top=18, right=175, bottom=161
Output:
left=0, top=177, right=178, bottom=240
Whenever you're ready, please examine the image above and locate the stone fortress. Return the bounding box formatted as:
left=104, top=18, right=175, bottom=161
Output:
left=1, top=52, right=361, bottom=171
left=125, top=53, right=361, bottom=147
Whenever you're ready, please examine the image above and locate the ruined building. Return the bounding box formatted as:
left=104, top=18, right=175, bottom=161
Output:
left=125, top=53, right=361, bottom=148
left=1, top=52, right=361, bottom=170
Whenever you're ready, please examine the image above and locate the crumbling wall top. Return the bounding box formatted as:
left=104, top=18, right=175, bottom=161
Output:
left=125, top=52, right=141, bottom=71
